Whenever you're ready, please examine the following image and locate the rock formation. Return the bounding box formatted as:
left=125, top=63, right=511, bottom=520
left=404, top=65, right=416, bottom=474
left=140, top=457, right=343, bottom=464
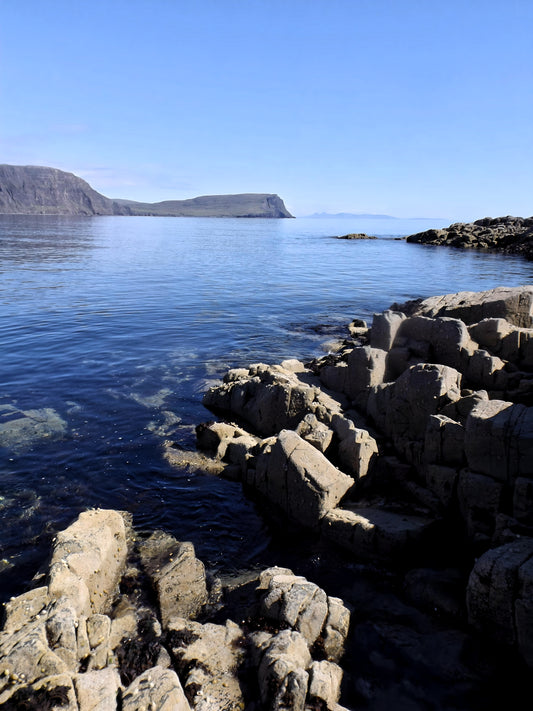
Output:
left=406, top=216, right=533, bottom=260
left=335, top=233, right=376, bottom=240
left=3, top=284, right=533, bottom=709
left=0, top=165, right=293, bottom=218
left=192, top=285, right=533, bottom=701
left=0, top=511, right=350, bottom=710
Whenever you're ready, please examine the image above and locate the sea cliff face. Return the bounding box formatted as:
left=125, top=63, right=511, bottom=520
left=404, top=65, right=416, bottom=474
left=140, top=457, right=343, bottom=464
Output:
left=406, top=216, right=533, bottom=260
left=0, top=165, right=123, bottom=216
left=115, top=193, right=293, bottom=218
left=0, top=165, right=293, bottom=218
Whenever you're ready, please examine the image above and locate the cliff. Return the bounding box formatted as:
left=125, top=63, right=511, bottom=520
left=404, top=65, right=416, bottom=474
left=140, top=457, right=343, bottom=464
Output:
left=114, top=193, right=292, bottom=218
left=0, top=165, right=293, bottom=218
left=406, top=215, right=533, bottom=259
left=0, top=165, right=123, bottom=215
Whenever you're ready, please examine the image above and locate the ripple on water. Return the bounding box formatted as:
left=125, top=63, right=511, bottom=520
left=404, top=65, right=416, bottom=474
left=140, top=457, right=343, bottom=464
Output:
left=0, top=214, right=532, bottom=602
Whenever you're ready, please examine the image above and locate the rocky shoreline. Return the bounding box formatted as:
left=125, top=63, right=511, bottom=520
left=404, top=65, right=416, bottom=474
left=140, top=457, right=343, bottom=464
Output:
left=406, top=216, right=533, bottom=260
left=1, top=285, right=533, bottom=709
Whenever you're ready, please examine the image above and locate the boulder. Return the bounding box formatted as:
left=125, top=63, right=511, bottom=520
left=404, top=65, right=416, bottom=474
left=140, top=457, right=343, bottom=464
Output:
left=381, top=363, right=462, bottom=462
left=2, top=586, right=49, bottom=634
left=331, top=414, right=378, bottom=479
left=396, top=315, right=476, bottom=372
left=48, top=509, right=127, bottom=617
left=260, top=572, right=329, bottom=646
left=466, top=349, right=508, bottom=391
left=0, top=619, right=67, bottom=696
left=195, top=420, right=248, bottom=458
left=45, top=598, right=79, bottom=670
left=344, top=346, right=388, bottom=405
left=319, top=361, right=349, bottom=395
left=425, top=464, right=458, bottom=508
left=322, top=505, right=436, bottom=563
left=139, top=533, right=208, bottom=626
left=402, top=286, right=533, bottom=329
left=295, top=412, right=334, bottom=453
left=203, top=363, right=319, bottom=436
left=465, top=399, right=533, bottom=482
left=257, top=630, right=312, bottom=711
left=513, top=477, right=533, bottom=525
left=122, top=666, right=191, bottom=711
left=166, top=617, right=244, bottom=709
left=250, top=430, right=353, bottom=529
left=467, top=538, right=533, bottom=649
left=370, top=309, right=406, bottom=351
left=308, top=659, right=343, bottom=708
left=321, top=596, right=351, bottom=663
left=74, top=667, right=121, bottom=711
left=515, top=555, right=533, bottom=667
left=0, top=672, right=78, bottom=710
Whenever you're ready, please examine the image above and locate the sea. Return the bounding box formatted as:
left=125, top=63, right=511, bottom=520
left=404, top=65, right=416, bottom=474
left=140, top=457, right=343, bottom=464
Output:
left=1, top=214, right=532, bottom=603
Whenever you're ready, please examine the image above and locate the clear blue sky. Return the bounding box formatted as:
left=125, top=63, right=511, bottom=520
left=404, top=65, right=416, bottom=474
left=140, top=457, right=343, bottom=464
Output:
left=1, top=0, right=531, bottom=219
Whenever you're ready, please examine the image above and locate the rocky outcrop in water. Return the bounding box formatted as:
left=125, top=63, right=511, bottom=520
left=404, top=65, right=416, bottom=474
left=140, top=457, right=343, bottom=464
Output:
left=0, top=510, right=350, bottom=710
left=335, top=233, right=376, bottom=240
left=189, top=285, right=533, bottom=706
left=4, top=285, right=533, bottom=709
left=0, top=165, right=293, bottom=218
left=406, top=216, right=533, bottom=259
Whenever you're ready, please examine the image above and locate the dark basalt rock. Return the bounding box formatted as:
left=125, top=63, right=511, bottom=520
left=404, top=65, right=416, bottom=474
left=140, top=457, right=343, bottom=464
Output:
left=336, top=232, right=377, bottom=240
left=406, top=216, right=533, bottom=259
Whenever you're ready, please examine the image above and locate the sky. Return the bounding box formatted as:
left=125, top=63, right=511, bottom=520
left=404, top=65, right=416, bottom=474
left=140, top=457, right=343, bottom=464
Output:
left=0, top=0, right=531, bottom=220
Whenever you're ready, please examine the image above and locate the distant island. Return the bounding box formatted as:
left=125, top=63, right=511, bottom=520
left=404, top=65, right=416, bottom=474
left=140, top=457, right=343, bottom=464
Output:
left=0, top=165, right=293, bottom=218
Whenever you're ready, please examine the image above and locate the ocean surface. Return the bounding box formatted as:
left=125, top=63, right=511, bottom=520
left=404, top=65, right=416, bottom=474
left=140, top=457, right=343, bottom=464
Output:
left=1, top=214, right=532, bottom=602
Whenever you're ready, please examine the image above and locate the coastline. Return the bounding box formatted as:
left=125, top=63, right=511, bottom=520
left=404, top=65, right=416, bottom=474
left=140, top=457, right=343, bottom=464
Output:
left=1, top=284, right=532, bottom=709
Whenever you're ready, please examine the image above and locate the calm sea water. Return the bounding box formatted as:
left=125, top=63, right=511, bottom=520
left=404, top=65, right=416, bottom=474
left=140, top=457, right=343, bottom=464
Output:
left=1, top=215, right=532, bottom=601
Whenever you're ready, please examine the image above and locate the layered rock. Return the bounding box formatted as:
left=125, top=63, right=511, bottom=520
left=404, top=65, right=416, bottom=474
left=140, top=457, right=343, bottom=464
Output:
left=406, top=216, right=533, bottom=260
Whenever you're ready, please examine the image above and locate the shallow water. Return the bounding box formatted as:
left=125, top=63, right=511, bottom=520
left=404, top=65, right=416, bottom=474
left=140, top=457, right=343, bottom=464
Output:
left=1, top=214, right=532, bottom=601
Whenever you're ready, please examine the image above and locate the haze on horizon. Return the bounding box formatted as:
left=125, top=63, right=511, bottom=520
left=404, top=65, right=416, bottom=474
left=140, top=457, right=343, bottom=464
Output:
left=1, top=0, right=531, bottom=222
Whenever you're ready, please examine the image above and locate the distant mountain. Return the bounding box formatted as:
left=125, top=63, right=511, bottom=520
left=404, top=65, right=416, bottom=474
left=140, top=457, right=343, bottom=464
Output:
left=305, top=212, right=397, bottom=219
left=0, top=165, right=293, bottom=218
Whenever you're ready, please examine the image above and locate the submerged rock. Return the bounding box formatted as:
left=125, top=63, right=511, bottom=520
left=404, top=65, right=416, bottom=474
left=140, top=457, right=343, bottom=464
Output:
left=0, top=404, right=67, bottom=452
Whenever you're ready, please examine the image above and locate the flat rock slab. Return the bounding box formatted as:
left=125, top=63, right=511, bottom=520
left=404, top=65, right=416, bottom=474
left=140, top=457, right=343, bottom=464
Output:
left=406, top=286, right=533, bottom=328
left=322, top=506, right=437, bottom=562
